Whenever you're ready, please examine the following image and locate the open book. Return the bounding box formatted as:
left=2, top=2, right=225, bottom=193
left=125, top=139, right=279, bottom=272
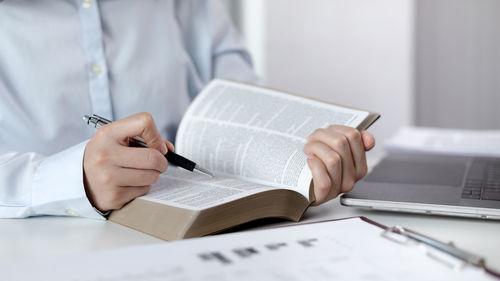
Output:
left=109, top=80, right=380, bottom=240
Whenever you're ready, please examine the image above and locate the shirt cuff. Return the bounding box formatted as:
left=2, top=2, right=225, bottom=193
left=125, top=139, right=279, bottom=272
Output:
left=32, top=140, right=105, bottom=220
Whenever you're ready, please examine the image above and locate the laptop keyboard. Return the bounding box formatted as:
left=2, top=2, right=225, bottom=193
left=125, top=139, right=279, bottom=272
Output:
left=462, top=159, right=500, bottom=201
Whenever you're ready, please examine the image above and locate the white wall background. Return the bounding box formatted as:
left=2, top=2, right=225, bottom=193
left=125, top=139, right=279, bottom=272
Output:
left=232, top=0, right=415, bottom=157
left=415, top=0, right=500, bottom=129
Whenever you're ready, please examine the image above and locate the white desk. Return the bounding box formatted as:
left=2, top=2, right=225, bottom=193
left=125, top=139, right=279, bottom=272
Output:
left=1, top=198, right=500, bottom=271
left=2, top=154, right=500, bottom=272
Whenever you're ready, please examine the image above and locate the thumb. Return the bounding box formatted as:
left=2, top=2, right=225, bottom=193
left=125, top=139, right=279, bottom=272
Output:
left=108, top=112, right=167, bottom=154
left=361, top=131, right=375, bottom=151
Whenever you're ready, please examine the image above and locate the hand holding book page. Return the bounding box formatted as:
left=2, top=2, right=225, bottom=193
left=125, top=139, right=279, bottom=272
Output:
left=304, top=125, right=375, bottom=204
left=175, top=80, right=377, bottom=204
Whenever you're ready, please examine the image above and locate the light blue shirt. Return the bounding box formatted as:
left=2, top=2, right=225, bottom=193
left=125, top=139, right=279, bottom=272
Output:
left=0, top=0, right=259, bottom=219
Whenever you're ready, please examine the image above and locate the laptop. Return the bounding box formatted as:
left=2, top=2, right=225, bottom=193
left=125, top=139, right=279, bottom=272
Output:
left=340, top=152, right=500, bottom=219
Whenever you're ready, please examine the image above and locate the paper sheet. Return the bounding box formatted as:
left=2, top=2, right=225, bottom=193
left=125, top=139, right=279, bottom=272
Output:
left=385, top=126, right=500, bottom=157
left=3, top=218, right=495, bottom=281
left=141, top=167, right=276, bottom=210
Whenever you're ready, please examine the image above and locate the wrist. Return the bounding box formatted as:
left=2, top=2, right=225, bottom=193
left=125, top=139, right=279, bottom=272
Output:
left=83, top=164, right=110, bottom=217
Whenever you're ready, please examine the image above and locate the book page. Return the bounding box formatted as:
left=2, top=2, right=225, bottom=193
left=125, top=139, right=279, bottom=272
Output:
left=140, top=167, right=276, bottom=210
left=176, top=80, right=371, bottom=199
left=5, top=218, right=496, bottom=281
left=385, top=126, right=500, bottom=157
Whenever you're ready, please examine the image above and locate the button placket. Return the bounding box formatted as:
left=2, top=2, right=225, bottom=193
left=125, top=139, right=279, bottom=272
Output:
left=77, top=0, right=114, bottom=120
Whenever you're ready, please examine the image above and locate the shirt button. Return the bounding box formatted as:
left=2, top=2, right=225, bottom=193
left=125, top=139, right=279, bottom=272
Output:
left=92, top=64, right=102, bottom=75
left=66, top=209, right=80, bottom=216
left=82, top=0, right=92, bottom=8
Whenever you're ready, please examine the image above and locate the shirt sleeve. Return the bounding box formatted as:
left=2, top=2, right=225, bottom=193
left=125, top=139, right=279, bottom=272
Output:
left=0, top=141, right=104, bottom=219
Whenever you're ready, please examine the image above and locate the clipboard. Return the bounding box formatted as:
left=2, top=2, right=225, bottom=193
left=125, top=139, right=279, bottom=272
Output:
left=2, top=216, right=499, bottom=281
left=281, top=216, right=500, bottom=279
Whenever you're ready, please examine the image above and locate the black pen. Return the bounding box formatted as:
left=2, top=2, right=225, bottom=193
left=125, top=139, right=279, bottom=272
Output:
left=83, top=114, right=214, bottom=177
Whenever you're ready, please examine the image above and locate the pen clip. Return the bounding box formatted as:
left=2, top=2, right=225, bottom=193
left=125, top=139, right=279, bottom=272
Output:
left=84, top=114, right=112, bottom=128
left=381, top=226, right=485, bottom=270
left=92, top=114, right=112, bottom=124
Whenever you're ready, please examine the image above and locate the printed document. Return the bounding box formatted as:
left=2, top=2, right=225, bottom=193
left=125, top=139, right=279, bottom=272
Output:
left=2, top=218, right=495, bottom=281
left=385, top=126, right=500, bottom=157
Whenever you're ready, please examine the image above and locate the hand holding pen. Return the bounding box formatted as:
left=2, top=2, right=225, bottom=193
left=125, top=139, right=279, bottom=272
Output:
left=82, top=112, right=212, bottom=213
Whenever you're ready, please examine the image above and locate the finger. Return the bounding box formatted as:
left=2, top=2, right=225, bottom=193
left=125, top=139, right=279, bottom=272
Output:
left=325, top=126, right=367, bottom=179
left=105, top=112, right=166, bottom=153
left=306, top=155, right=333, bottom=205
left=324, top=155, right=342, bottom=201
left=164, top=140, right=175, bottom=152
left=113, top=167, right=161, bottom=187
left=307, top=130, right=356, bottom=191
left=113, top=146, right=168, bottom=172
left=304, top=141, right=343, bottom=198
left=121, top=185, right=152, bottom=199
left=113, top=185, right=152, bottom=210
left=361, top=131, right=375, bottom=151
left=304, top=141, right=342, bottom=183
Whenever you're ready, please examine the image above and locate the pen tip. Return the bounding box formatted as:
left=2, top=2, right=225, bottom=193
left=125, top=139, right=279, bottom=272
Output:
left=195, top=165, right=215, bottom=178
